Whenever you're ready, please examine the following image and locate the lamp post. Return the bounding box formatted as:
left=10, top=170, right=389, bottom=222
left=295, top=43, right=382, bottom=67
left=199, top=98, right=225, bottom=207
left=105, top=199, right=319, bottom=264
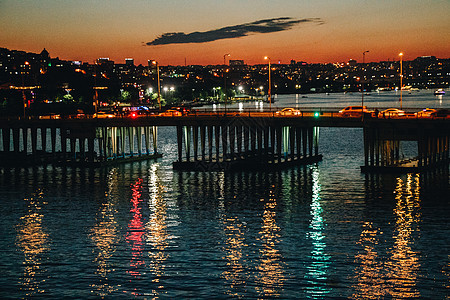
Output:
left=361, top=50, right=369, bottom=108
left=399, top=52, right=403, bottom=109
left=152, top=60, right=161, bottom=110
left=264, top=56, right=271, bottom=110
left=22, top=61, right=29, bottom=118
left=223, top=53, right=230, bottom=112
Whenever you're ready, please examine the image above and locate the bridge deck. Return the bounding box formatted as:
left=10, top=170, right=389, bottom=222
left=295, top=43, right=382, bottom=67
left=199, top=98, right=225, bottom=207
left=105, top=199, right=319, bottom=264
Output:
left=1, top=112, right=449, bottom=172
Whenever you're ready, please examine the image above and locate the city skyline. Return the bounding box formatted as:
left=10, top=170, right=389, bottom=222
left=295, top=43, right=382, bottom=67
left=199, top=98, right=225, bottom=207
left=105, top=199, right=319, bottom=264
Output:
left=1, top=0, right=449, bottom=66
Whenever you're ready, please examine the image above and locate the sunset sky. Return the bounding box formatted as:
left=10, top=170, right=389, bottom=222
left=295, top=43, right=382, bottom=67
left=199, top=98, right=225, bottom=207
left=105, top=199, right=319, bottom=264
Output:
left=1, top=0, right=449, bottom=66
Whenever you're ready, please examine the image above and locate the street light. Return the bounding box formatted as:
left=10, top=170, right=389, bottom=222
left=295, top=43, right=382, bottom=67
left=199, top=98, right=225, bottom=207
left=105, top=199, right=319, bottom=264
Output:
left=264, top=56, right=271, bottom=110
left=223, top=53, right=230, bottom=112
left=399, top=52, right=403, bottom=109
left=22, top=61, right=29, bottom=118
left=361, top=50, right=369, bottom=108
left=152, top=60, right=161, bottom=110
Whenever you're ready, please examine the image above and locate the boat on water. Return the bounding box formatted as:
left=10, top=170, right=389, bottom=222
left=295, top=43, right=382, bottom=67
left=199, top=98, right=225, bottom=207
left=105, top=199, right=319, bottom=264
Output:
left=434, top=88, right=445, bottom=95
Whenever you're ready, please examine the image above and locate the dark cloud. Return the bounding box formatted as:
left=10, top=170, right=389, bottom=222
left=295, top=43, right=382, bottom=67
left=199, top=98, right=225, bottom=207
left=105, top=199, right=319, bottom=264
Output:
left=146, top=17, right=324, bottom=46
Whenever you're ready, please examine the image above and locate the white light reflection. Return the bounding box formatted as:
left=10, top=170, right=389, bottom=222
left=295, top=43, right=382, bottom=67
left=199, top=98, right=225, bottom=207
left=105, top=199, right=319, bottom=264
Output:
left=145, top=163, right=175, bottom=298
left=305, top=166, right=331, bottom=298
left=217, top=171, right=225, bottom=204
left=90, top=168, right=119, bottom=297
left=16, top=189, right=50, bottom=297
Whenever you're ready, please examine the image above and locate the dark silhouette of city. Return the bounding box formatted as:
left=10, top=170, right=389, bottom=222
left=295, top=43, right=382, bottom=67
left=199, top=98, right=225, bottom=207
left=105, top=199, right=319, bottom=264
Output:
left=0, top=47, right=448, bottom=117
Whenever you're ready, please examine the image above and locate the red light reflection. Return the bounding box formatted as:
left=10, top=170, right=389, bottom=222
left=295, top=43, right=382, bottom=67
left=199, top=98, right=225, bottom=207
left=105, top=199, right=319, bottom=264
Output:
left=126, top=178, right=145, bottom=277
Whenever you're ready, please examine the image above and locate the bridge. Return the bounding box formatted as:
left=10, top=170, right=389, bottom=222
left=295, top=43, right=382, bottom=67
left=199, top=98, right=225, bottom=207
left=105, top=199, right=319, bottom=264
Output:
left=0, top=109, right=449, bottom=172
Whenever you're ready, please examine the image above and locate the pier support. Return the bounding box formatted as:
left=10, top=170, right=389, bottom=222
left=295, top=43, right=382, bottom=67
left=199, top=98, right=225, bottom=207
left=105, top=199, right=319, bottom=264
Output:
left=173, top=119, right=322, bottom=171
left=0, top=123, right=161, bottom=166
left=361, top=122, right=449, bottom=172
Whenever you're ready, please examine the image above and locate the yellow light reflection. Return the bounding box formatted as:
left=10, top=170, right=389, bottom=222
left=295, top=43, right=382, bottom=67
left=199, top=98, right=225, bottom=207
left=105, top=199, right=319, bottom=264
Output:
left=352, top=222, right=385, bottom=299
left=305, top=166, right=331, bottom=297
left=221, top=215, right=247, bottom=298
left=256, top=185, right=285, bottom=297
left=352, top=173, right=421, bottom=299
left=443, top=258, right=450, bottom=290
left=386, top=173, right=421, bottom=298
left=145, top=164, right=170, bottom=297
left=89, top=168, right=119, bottom=297
left=16, top=189, right=49, bottom=297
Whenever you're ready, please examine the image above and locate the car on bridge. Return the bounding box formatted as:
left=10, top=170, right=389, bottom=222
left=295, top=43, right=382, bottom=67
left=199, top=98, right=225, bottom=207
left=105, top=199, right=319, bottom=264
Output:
left=39, top=114, right=61, bottom=119
left=338, top=106, right=373, bottom=117
left=275, top=108, right=301, bottom=116
left=378, top=108, right=406, bottom=118
left=94, top=111, right=115, bottom=118
left=415, top=108, right=437, bottom=118
left=159, top=109, right=182, bottom=117
left=171, top=106, right=191, bottom=115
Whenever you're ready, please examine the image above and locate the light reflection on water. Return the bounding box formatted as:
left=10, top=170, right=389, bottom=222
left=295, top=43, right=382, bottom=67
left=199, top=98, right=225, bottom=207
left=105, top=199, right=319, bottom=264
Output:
left=305, top=166, right=331, bottom=298
left=352, top=221, right=385, bottom=299
left=386, top=174, right=421, bottom=298
left=220, top=214, right=247, bottom=298
left=256, top=184, right=285, bottom=298
left=1, top=125, right=449, bottom=299
left=89, top=168, right=119, bottom=297
left=145, top=163, right=172, bottom=298
left=16, top=189, right=49, bottom=297
left=352, top=173, right=422, bottom=299
left=126, top=177, right=145, bottom=280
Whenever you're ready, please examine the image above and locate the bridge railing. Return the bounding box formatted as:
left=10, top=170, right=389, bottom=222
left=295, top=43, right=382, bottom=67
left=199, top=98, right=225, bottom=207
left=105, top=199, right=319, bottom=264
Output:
left=1, top=107, right=449, bottom=122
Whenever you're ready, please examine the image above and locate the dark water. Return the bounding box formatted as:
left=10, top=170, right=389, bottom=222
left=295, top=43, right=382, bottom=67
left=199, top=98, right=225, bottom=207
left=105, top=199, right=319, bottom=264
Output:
left=0, top=125, right=449, bottom=299
left=1, top=91, right=449, bottom=298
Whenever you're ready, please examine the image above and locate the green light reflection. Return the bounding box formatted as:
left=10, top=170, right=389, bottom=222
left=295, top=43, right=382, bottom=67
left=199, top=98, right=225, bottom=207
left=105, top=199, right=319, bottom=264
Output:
left=305, top=166, right=331, bottom=298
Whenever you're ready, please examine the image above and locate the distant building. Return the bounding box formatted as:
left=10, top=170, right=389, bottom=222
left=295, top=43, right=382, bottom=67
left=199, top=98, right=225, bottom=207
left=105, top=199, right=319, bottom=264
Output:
left=97, top=58, right=114, bottom=65
left=125, top=58, right=134, bottom=66
left=40, top=48, right=49, bottom=60
left=229, top=60, right=245, bottom=66
left=291, top=60, right=308, bottom=66
left=348, top=59, right=357, bottom=66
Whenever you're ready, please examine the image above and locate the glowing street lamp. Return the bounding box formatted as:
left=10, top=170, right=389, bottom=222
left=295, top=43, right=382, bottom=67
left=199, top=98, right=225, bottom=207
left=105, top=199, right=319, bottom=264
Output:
left=223, top=53, right=230, bottom=111
left=264, top=56, right=271, bottom=110
left=399, top=52, right=403, bottom=109
left=361, top=50, right=369, bottom=108
left=152, top=60, right=161, bottom=110
left=22, top=61, right=29, bottom=118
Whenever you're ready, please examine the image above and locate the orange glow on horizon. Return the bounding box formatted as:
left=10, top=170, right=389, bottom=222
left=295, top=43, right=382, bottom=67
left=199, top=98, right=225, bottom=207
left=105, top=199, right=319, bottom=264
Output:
left=1, top=1, right=448, bottom=66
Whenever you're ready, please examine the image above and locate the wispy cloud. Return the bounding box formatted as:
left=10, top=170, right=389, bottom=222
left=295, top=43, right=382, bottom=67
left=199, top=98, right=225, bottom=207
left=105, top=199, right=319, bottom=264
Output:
left=146, top=17, right=324, bottom=46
